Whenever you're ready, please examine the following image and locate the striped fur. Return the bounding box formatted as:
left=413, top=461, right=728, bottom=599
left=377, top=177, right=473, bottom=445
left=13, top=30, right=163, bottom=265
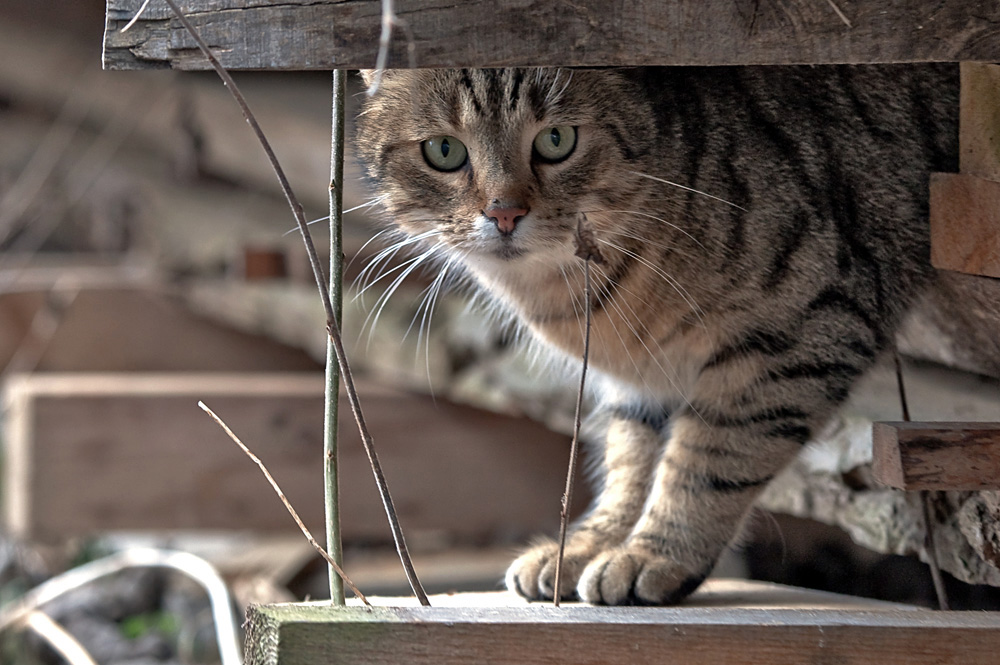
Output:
left=355, top=65, right=959, bottom=605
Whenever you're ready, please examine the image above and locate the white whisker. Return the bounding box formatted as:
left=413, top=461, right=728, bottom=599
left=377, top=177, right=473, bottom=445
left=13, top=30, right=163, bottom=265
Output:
left=596, top=238, right=706, bottom=328
left=629, top=170, right=747, bottom=212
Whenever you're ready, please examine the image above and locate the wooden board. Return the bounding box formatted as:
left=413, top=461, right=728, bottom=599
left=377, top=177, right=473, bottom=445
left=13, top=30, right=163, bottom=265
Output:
left=103, top=0, right=1000, bottom=71
left=2, top=373, right=584, bottom=542
left=245, top=585, right=1000, bottom=665
left=929, top=173, right=1000, bottom=279
left=960, top=62, right=1000, bottom=181
left=872, top=421, right=1000, bottom=491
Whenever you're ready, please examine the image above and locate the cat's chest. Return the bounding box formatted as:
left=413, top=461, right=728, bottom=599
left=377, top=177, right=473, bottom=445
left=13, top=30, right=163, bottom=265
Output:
left=471, top=260, right=710, bottom=399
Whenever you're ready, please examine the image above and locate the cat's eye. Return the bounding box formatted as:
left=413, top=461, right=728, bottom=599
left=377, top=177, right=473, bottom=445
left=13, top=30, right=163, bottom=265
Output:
left=422, top=136, right=468, bottom=172
left=533, top=126, right=577, bottom=163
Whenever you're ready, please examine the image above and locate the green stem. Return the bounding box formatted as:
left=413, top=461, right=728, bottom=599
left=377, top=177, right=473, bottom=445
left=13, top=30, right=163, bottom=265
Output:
left=324, top=68, right=347, bottom=605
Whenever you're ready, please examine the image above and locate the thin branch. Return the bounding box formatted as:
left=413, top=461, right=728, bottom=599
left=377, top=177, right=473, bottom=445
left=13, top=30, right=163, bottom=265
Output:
left=199, top=402, right=369, bottom=606
left=158, top=0, right=428, bottom=605
left=894, top=350, right=949, bottom=610
left=553, top=216, right=603, bottom=607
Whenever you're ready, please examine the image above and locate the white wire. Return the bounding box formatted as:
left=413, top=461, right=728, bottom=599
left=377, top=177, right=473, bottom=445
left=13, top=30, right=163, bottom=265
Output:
left=0, top=548, right=242, bottom=665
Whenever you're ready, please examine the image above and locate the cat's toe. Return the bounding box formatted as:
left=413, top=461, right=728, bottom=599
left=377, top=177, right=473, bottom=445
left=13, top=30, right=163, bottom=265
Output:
left=505, top=541, right=585, bottom=601
left=577, top=547, right=706, bottom=606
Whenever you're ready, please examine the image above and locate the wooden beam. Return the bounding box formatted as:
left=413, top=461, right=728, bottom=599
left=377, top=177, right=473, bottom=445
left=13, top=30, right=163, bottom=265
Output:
left=2, top=373, right=583, bottom=542
left=929, top=173, right=1000, bottom=279
left=103, top=0, right=1000, bottom=71
left=245, top=587, right=1000, bottom=665
left=872, top=422, right=1000, bottom=491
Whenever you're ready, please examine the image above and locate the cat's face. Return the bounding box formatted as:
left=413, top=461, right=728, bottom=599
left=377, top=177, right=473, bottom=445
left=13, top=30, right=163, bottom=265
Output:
left=356, top=69, right=657, bottom=275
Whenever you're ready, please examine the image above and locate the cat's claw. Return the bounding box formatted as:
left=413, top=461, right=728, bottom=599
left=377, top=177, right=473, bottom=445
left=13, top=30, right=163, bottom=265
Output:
left=577, top=546, right=706, bottom=606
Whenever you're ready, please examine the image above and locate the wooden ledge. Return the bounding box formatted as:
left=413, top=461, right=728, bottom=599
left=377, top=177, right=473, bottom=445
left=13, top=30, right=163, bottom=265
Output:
left=873, top=421, right=1000, bottom=491
left=104, top=0, right=1000, bottom=71
left=246, top=585, right=1000, bottom=665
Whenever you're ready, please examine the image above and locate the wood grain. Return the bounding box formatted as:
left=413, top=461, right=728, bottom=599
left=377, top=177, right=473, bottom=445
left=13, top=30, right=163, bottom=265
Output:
left=103, top=0, right=1000, bottom=71
left=245, top=588, right=1000, bottom=665
left=872, top=421, right=1000, bottom=491
left=2, top=373, right=583, bottom=542
left=930, top=173, right=1000, bottom=279
left=960, top=62, right=1000, bottom=181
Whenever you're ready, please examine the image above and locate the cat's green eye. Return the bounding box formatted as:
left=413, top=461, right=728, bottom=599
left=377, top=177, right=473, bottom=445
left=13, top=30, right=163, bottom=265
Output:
left=533, top=126, right=577, bottom=163
left=422, top=136, right=468, bottom=172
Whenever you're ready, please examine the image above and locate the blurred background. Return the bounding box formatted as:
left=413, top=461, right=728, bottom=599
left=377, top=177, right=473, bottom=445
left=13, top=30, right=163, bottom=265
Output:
left=1, top=2, right=1000, bottom=664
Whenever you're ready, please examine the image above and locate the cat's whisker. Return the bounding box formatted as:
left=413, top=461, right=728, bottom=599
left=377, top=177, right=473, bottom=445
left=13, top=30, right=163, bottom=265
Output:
left=585, top=263, right=666, bottom=404
left=628, top=170, right=747, bottom=212
left=361, top=242, right=447, bottom=347
left=354, top=229, right=442, bottom=297
left=558, top=264, right=587, bottom=345
left=280, top=195, right=389, bottom=237
left=596, top=238, right=707, bottom=329
left=590, top=262, right=704, bottom=422
left=582, top=209, right=705, bottom=250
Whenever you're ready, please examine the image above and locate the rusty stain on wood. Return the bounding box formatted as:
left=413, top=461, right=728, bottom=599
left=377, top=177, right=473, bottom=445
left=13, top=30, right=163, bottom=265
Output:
left=103, top=0, right=1000, bottom=71
left=873, top=421, right=1000, bottom=491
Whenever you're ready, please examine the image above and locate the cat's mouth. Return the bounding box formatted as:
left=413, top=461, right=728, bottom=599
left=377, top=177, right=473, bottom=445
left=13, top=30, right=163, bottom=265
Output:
left=490, top=237, right=526, bottom=261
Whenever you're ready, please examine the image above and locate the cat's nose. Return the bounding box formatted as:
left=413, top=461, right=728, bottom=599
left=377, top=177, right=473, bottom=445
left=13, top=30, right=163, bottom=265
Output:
left=485, top=206, right=529, bottom=235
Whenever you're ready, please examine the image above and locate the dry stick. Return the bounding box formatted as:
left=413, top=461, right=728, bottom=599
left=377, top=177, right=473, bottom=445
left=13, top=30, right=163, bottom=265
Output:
left=324, top=68, right=347, bottom=606
left=893, top=350, right=949, bottom=611
left=158, top=0, right=428, bottom=606
left=199, top=401, right=370, bottom=607
left=553, top=217, right=603, bottom=607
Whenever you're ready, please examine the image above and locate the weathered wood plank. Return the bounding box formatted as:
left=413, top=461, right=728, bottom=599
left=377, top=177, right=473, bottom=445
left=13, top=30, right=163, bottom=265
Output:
left=872, top=421, right=1000, bottom=491
left=929, top=173, right=1000, bottom=279
left=960, top=62, right=1000, bottom=181
left=245, top=588, right=1000, bottom=665
left=2, top=373, right=583, bottom=541
left=104, top=0, right=1000, bottom=71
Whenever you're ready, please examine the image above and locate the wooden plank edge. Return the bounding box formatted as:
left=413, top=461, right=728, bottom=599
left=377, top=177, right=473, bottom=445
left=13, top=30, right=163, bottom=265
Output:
left=872, top=421, right=1000, bottom=490
left=245, top=600, right=1000, bottom=665
left=103, top=1, right=1000, bottom=71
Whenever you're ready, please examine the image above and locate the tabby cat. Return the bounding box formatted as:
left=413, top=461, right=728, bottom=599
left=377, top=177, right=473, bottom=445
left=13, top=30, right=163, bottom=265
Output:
left=355, top=65, right=958, bottom=605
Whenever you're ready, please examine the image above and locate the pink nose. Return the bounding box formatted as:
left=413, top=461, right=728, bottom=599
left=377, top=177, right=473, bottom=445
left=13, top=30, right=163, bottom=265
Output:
left=485, top=207, right=528, bottom=235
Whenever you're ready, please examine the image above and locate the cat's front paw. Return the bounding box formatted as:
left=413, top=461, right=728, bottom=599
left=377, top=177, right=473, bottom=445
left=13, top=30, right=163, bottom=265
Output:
left=577, top=546, right=707, bottom=606
left=505, top=539, right=597, bottom=601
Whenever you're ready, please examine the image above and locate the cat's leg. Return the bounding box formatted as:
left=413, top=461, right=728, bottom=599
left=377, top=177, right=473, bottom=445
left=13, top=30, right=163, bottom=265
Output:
left=577, top=339, right=867, bottom=605
left=506, top=409, right=663, bottom=600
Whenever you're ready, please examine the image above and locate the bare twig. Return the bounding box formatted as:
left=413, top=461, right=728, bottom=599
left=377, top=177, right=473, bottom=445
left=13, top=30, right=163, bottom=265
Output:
left=553, top=216, right=603, bottom=607
left=198, top=401, right=370, bottom=607
left=157, top=0, right=428, bottom=605
left=324, top=68, right=347, bottom=605
left=894, top=350, right=949, bottom=611
left=23, top=612, right=98, bottom=665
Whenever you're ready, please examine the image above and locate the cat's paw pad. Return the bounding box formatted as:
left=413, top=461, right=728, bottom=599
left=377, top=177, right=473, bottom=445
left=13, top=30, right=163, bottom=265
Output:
left=505, top=540, right=590, bottom=601
left=577, top=547, right=705, bottom=606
